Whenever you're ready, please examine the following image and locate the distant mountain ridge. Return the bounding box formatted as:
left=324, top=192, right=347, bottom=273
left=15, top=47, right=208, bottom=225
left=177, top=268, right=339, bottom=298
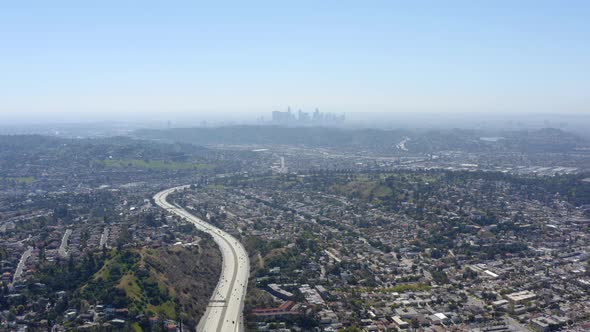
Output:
left=134, top=126, right=589, bottom=154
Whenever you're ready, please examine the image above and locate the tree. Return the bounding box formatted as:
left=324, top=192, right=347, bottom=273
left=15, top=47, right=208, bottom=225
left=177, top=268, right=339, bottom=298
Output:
left=339, top=327, right=362, bottom=332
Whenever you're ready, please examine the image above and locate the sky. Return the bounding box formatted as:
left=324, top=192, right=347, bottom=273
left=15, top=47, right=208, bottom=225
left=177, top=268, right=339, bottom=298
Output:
left=0, top=0, right=589, bottom=123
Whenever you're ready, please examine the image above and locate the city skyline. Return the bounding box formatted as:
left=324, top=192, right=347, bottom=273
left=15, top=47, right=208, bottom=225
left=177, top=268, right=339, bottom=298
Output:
left=1, top=0, right=589, bottom=122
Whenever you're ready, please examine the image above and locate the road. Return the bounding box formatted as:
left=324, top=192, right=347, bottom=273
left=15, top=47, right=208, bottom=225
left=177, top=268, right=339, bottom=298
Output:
left=13, top=246, right=32, bottom=283
left=100, top=227, right=109, bottom=248
left=324, top=249, right=342, bottom=263
left=58, top=229, right=72, bottom=258
left=154, top=186, right=250, bottom=332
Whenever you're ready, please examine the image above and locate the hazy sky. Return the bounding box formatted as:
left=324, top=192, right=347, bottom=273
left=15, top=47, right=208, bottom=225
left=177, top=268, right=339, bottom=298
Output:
left=1, top=0, right=589, bottom=122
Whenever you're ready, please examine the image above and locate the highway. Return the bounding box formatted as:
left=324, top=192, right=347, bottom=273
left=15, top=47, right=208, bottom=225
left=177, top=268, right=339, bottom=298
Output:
left=13, top=246, right=32, bottom=283
left=100, top=227, right=109, bottom=248
left=58, top=229, right=72, bottom=258
left=154, top=186, right=250, bottom=332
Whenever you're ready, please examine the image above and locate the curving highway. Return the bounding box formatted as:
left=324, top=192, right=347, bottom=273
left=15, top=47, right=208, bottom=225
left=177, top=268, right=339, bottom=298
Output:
left=154, top=186, right=250, bottom=332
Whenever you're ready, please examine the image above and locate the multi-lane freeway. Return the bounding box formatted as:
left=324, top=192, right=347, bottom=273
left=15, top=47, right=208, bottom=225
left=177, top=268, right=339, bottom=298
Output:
left=154, top=186, right=249, bottom=332
left=58, top=229, right=72, bottom=258
left=13, top=246, right=32, bottom=283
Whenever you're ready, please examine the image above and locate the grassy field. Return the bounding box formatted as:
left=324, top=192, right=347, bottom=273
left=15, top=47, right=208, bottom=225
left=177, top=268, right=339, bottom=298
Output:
left=0, top=177, right=34, bottom=183
left=78, top=237, right=220, bottom=329
left=331, top=179, right=392, bottom=203
left=130, top=322, right=143, bottom=332
left=118, top=274, right=142, bottom=301
left=99, top=159, right=214, bottom=171
left=147, top=300, right=177, bottom=319
left=86, top=250, right=178, bottom=319
left=378, top=283, right=431, bottom=293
